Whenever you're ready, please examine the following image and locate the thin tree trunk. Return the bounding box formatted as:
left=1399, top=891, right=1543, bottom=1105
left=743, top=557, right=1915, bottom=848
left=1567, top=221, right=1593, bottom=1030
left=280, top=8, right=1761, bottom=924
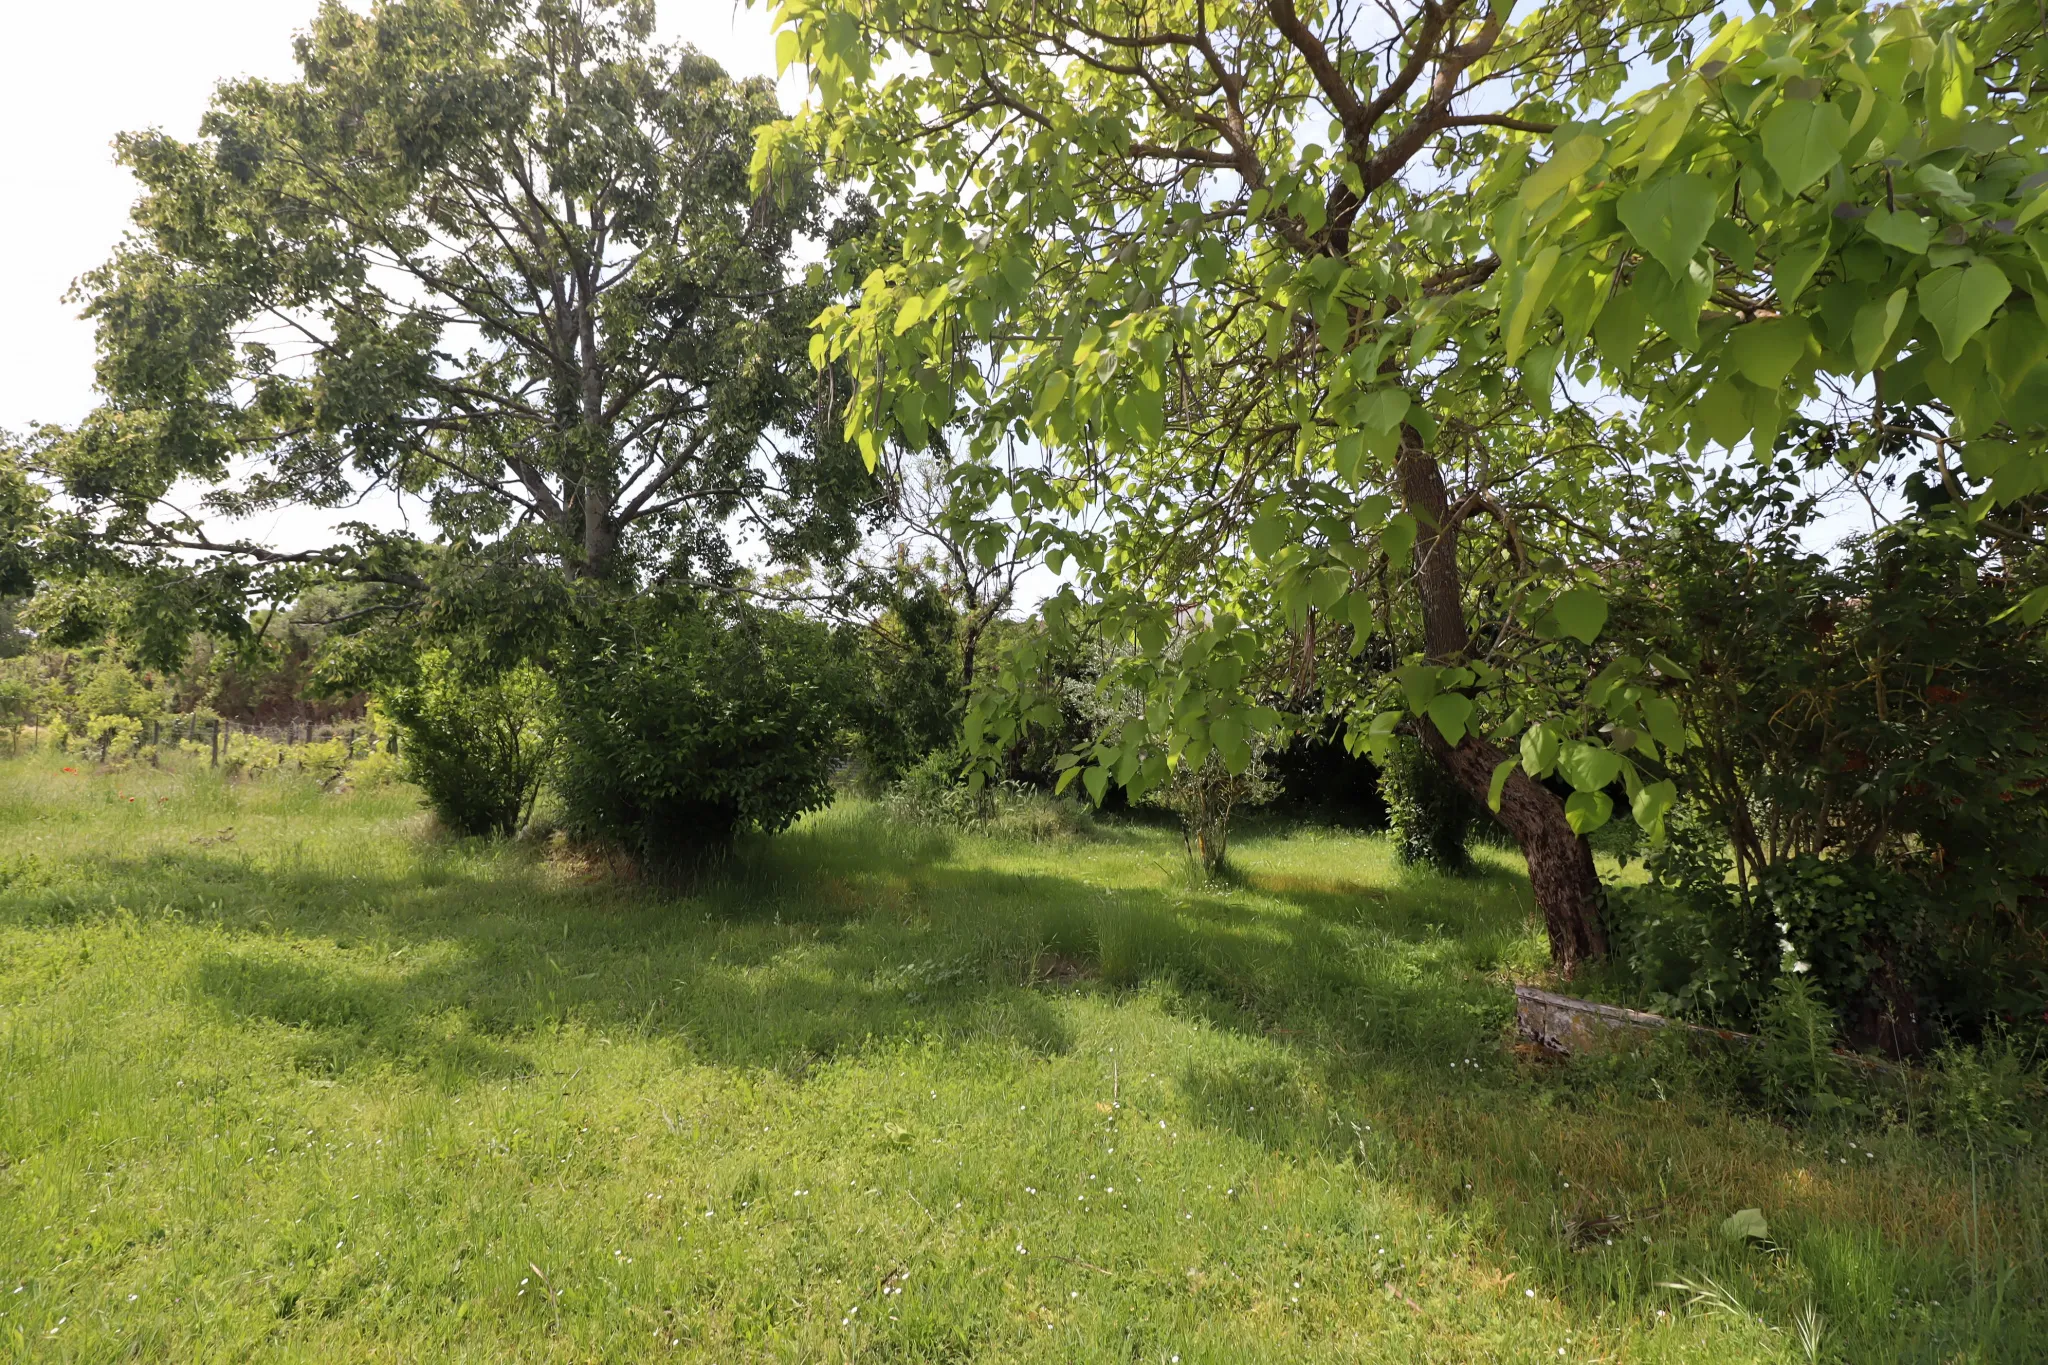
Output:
left=1394, top=431, right=1608, bottom=975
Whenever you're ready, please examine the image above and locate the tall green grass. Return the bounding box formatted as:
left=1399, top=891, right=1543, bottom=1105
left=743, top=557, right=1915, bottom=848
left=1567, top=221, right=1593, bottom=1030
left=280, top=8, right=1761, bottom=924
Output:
left=0, top=752, right=2040, bottom=1360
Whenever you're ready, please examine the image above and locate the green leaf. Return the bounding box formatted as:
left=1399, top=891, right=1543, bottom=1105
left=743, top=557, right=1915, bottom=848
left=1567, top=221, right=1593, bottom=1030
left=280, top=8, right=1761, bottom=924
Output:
left=1925, top=33, right=1969, bottom=146
left=1851, top=289, right=1909, bottom=372
left=1308, top=566, right=1349, bottom=610
left=1564, top=789, right=1614, bottom=835
left=1864, top=209, right=1931, bottom=254
left=1727, top=318, right=1811, bottom=389
left=1995, top=584, right=2048, bottom=624
left=1503, top=245, right=1562, bottom=364
left=1639, top=695, right=1686, bottom=754
left=1772, top=239, right=1829, bottom=305
left=1720, top=1208, right=1770, bottom=1243
left=807, top=332, right=829, bottom=370
left=1553, top=587, right=1609, bottom=644
left=1425, top=692, right=1473, bottom=746
left=1595, top=285, right=1648, bottom=369
left=1519, top=132, right=1605, bottom=207
left=1082, top=765, right=1110, bottom=806
left=1648, top=652, right=1692, bottom=681
left=1248, top=510, right=1290, bottom=561
left=1559, top=741, right=1623, bottom=792
left=775, top=28, right=801, bottom=76
left=1521, top=724, right=1561, bottom=777
left=1211, top=712, right=1249, bottom=772
left=1487, top=757, right=1517, bottom=813
left=1357, top=387, right=1411, bottom=434
left=894, top=294, right=925, bottom=335
left=1395, top=663, right=1440, bottom=714
left=1631, top=778, right=1678, bottom=832
left=1617, top=174, right=1718, bottom=279
left=1760, top=98, right=1851, bottom=192
left=1917, top=262, right=2013, bottom=362
left=1381, top=513, right=1418, bottom=570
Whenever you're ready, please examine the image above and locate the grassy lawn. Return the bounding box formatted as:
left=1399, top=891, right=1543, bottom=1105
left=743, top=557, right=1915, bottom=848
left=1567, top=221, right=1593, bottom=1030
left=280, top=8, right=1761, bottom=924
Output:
left=0, top=753, right=2041, bottom=1362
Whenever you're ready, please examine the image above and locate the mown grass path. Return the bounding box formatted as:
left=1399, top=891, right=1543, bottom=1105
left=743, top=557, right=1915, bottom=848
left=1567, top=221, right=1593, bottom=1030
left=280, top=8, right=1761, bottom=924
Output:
left=0, top=756, right=2040, bottom=1361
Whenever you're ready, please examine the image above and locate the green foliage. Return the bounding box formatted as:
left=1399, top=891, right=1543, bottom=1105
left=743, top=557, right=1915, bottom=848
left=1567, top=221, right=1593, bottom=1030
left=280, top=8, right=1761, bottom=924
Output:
left=1754, top=971, right=1860, bottom=1121
left=1522, top=0, right=2048, bottom=503
left=379, top=651, right=555, bottom=839
left=846, top=576, right=963, bottom=789
left=1928, top=1036, right=2047, bottom=1152
left=764, top=0, right=1720, bottom=970
left=1604, top=811, right=1779, bottom=1024
left=884, top=748, right=987, bottom=827
left=23, top=0, right=875, bottom=659
left=1378, top=737, right=1478, bottom=875
left=1613, top=464, right=2048, bottom=1047
left=553, top=596, right=850, bottom=862
left=1144, top=746, right=1276, bottom=879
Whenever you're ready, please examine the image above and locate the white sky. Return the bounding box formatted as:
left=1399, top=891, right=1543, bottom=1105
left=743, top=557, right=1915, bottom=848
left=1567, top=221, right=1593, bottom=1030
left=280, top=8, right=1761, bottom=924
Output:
left=0, top=0, right=783, bottom=437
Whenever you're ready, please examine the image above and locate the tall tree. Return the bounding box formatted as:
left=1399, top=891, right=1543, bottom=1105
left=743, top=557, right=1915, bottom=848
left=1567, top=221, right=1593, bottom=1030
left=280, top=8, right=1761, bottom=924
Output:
left=758, top=0, right=1709, bottom=972
left=23, top=0, right=876, bottom=659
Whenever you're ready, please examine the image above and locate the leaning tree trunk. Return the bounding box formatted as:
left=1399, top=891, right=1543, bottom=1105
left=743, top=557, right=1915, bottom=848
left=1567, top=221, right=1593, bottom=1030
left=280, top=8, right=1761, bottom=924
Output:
left=1394, top=433, right=1608, bottom=975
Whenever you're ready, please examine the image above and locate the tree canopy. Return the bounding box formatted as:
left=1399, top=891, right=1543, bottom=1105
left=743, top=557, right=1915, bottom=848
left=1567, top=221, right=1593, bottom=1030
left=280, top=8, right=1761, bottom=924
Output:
left=757, top=0, right=1732, bottom=969
left=20, top=0, right=879, bottom=664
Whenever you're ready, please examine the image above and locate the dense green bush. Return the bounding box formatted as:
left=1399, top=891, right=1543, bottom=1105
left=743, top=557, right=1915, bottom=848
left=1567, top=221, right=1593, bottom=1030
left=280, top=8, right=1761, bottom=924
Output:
left=846, top=581, right=963, bottom=790
left=886, top=749, right=989, bottom=826
left=1378, top=736, right=1479, bottom=874
left=1609, top=466, right=2048, bottom=1051
left=380, top=651, right=555, bottom=838
left=553, top=597, right=850, bottom=863
left=1602, top=812, right=1779, bottom=1024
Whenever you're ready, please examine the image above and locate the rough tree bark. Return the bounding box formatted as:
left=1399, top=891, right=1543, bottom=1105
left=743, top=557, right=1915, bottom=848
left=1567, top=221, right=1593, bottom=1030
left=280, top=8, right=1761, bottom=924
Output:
left=1395, top=433, right=1608, bottom=975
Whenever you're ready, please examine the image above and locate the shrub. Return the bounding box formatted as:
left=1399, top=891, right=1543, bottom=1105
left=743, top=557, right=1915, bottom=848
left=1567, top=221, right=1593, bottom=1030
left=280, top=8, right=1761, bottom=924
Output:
left=886, top=749, right=989, bottom=827
left=1610, top=468, right=2048, bottom=1049
left=847, top=580, right=964, bottom=790
left=553, top=596, right=850, bottom=863
left=1603, top=810, right=1778, bottom=1024
left=379, top=651, right=555, bottom=838
left=1145, top=747, right=1274, bottom=877
left=1378, top=737, right=1478, bottom=874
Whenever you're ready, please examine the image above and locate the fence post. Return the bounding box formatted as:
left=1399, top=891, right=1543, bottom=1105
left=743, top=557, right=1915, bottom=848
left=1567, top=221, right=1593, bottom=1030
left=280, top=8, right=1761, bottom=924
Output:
left=211, top=720, right=220, bottom=767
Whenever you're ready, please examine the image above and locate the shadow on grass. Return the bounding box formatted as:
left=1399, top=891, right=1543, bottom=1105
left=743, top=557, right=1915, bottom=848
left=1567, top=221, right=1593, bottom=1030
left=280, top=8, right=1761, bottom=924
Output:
left=5, top=799, right=2044, bottom=1361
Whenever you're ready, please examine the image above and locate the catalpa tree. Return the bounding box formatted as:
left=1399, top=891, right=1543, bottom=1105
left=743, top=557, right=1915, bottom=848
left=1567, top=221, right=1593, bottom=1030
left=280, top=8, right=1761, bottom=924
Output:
left=756, top=0, right=1718, bottom=972
left=1507, top=0, right=2046, bottom=553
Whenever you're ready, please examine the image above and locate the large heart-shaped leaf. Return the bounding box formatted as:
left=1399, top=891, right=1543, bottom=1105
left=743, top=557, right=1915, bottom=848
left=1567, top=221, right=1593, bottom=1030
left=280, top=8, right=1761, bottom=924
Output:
left=1487, top=757, right=1518, bottom=813
left=1518, top=132, right=1605, bottom=208
left=1564, top=789, right=1613, bottom=834
left=1720, top=1208, right=1771, bottom=1243
left=1552, top=587, right=1609, bottom=644
left=1631, top=779, right=1678, bottom=832
left=1357, top=387, right=1412, bottom=433
left=1760, top=98, right=1850, bottom=192
left=1425, top=692, right=1474, bottom=746
left=1851, top=290, right=1909, bottom=373
left=1917, top=261, right=2012, bottom=362
left=1559, top=740, right=1623, bottom=792
left=1617, top=174, right=1718, bottom=278
left=1864, top=209, right=1931, bottom=254
left=1726, top=318, right=1811, bottom=389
